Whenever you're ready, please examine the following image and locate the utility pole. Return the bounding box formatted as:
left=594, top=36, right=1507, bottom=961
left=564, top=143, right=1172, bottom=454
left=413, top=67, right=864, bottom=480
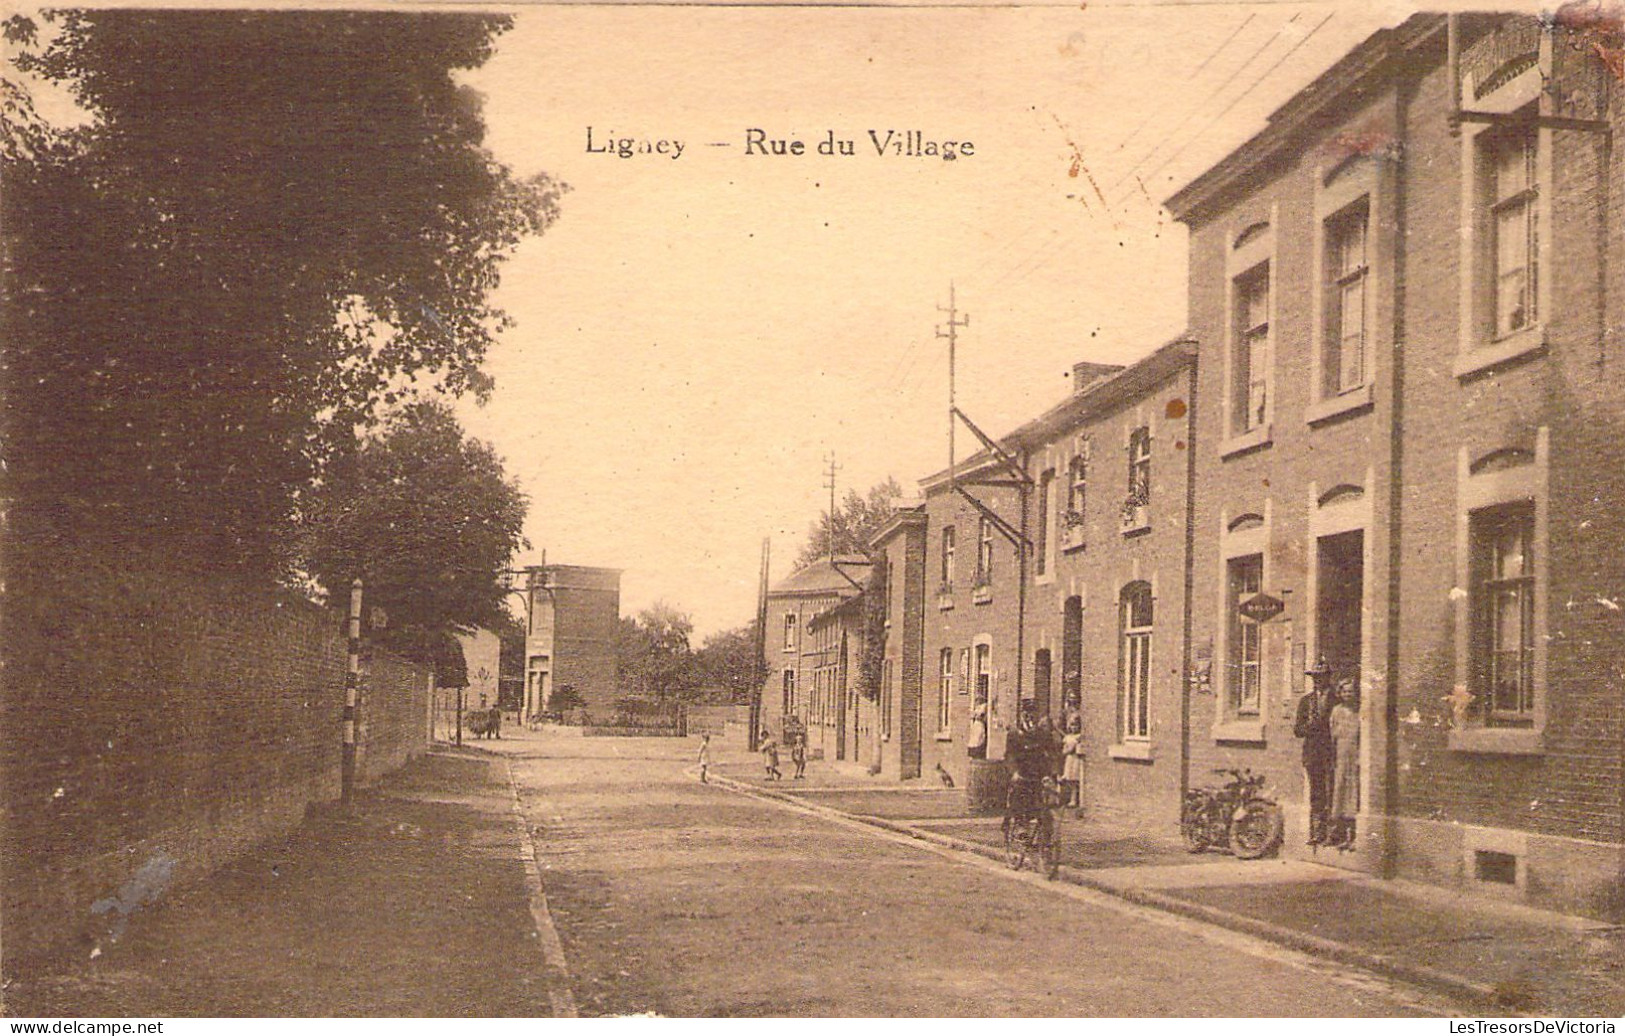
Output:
left=342, top=578, right=363, bottom=802
left=937, top=282, right=969, bottom=494
left=823, top=451, right=840, bottom=561
left=750, top=537, right=771, bottom=753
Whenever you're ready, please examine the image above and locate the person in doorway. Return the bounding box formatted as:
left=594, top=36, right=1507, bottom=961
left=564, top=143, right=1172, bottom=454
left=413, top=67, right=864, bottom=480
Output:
left=1329, top=678, right=1360, bottom=850
left=967, top=700, right=988, bottom=760
left=697, top=734, right=712, bottom=784
left=790, top=732, right=807, bottom=780
left=1294, top=657, right=1338, bottom=845
left=1060, top=716, right=1084, bottom=814
left=762, top=735, right=782, bottom=781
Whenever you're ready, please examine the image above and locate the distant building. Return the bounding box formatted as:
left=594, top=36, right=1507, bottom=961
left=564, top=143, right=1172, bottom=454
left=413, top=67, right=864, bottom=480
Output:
left=522, top=564, right=622, bottom=719
left=758, top=555, right=871, bottom=749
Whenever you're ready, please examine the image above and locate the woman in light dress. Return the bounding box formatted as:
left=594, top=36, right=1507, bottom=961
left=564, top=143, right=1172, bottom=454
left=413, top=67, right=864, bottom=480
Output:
left=1060, top=716, right=1084, bottom=815
left=1328, top=679, right=1360, bottom=850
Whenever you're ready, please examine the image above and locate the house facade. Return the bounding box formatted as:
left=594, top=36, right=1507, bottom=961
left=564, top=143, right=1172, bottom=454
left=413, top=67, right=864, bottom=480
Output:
left=1166, top=12, right=1625, bottom=917
left=868, top=505, right=929, bottom=779
left=1014, top=341, right=1199, bottom=825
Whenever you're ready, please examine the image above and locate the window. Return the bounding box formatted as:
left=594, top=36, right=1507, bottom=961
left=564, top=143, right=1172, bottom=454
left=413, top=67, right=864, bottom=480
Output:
left=976, top=516, right=994, bottom=587
left=1035, top=469, right=1054, bottom=576
left=1233, top=265, right=1270, bottom=434
left=974, top=643, right=991, bottom=704
left=783, top=612, right=797, bottom=652
left=1125, top=426, right=1151, bottom=530
left=1119, top=583, right=1153, bottom=742
left=1324, top=203, right=1369, bottom=395
left=940, top=525, right=956, bottom=588
left=1064, top=445, right=1088, bottom=548
left=1226, top=555, right=1263, bottom=717
left=881, top=658, right=894, bottom=740
left=782, top=669, right=795, bottom=715
left=1485, top=121, right=1538, bottom=341
left=937, top=648, right=954, bottom=734
left=1472, top=505, right=1535, bottom=725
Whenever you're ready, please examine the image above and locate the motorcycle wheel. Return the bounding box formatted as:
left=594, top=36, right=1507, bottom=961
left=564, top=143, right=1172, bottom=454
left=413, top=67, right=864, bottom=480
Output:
left=1038, top=813, right=1060, bottom=880
left=1180, top=800, right=1212, bottom=854
left=1231, top=800, right=1285, bottom=859
left=1004, top=816, right=1030, bottom=871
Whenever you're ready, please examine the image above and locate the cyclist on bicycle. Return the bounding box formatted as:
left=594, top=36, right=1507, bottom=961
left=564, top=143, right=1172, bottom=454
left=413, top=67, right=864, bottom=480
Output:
left=1004, top=700, right=1058, bottom=825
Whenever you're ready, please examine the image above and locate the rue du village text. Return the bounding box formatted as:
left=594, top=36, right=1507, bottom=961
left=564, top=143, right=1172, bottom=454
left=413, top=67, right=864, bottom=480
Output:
left=585, top=127, right=975, bottom=161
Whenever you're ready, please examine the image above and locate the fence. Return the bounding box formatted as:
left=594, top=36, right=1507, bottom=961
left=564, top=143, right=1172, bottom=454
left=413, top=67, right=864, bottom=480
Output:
left=0, top=548, right=431, bottom=968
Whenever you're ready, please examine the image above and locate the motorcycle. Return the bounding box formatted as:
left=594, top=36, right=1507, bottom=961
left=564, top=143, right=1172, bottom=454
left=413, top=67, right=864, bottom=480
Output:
left=1181, top=767, right=1284, bottom=859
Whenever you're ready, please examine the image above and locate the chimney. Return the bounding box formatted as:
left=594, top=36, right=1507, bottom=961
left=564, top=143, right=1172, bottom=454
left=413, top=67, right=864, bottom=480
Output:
left=1071, top=361, right=1124, bottom=395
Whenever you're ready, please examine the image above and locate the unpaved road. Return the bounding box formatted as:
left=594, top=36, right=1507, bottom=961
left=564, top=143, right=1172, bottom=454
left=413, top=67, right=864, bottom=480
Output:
left=495, top=729, right=1451, bottom=1017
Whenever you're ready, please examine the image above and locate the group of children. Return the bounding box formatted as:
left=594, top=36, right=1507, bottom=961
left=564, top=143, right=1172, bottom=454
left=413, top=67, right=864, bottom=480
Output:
left=758, top=728, right=806, bottom=780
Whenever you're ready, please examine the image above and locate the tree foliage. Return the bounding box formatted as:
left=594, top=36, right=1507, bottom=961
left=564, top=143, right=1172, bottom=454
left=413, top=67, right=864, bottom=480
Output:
left=693, top=622, right=762, bottom=705
left=299, top=401, right=528, bottom=664
left=2, top=11, right=561, bottom=574
left=614, top=602, right=697, bottom=704
left=796, top=477, right=905, bottom=568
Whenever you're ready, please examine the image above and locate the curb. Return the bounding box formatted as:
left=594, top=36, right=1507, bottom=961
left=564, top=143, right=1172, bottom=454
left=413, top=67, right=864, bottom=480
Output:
left=706, top=772, right=1499, bottom=1010
left=504, top=758, right=579, bottom=1019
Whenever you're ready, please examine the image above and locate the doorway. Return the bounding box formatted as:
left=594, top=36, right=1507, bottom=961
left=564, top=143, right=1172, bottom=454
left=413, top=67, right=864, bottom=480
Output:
left=1316, top=530, right=1364, bottom=685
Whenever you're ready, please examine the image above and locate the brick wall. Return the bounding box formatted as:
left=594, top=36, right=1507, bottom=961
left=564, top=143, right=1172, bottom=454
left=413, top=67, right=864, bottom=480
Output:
left=1, top=547, right=430, bottom=968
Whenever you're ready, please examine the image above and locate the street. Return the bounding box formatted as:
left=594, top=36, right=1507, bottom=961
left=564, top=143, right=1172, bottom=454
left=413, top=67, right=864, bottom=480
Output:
left=491, top=729, right=1446, bottom=1017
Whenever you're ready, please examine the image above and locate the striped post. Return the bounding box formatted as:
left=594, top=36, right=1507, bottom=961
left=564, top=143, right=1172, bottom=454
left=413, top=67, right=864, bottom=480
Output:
left=342, top=578, right=363, bottom=802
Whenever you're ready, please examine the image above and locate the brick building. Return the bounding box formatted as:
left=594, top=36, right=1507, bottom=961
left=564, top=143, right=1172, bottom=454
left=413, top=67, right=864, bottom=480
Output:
left=1166, top=13, right=1625, bottom=917
left=758, top=555, right=871, bottom=752
left=522, top=564, right=621, bottom=720
left=916, top=453, right=1029, bottom=790
left=868, top=504, right=929, bottom=779
left=1012, top=341, right=1198, bottom=825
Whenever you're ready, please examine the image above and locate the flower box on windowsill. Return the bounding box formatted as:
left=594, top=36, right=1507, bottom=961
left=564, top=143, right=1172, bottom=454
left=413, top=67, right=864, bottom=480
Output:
left=1453, top=324, right=1547, bottom=381
left=971, top=582, right=992, bottom=605
left=936, top=583, right=955, bottom=611
left=1120, top=498, right=1150, bottom=536
left=1061, top=513, right=1086, bottom=552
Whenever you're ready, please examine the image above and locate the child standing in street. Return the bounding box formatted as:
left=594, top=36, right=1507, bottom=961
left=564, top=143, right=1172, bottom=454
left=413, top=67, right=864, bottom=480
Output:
left=790, top=733, right=807, bottom=780
left=762, top=735, right=782, bottom=781
left=697, top=734, right=712, bottom=784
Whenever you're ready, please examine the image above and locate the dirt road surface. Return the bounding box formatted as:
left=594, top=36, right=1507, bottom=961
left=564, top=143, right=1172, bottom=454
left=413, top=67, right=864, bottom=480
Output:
left=496, top=729, right=1453, bottom=1017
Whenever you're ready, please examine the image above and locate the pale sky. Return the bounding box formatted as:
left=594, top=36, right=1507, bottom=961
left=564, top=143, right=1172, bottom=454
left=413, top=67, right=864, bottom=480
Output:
left=450, top=0, right=1426, bottom=637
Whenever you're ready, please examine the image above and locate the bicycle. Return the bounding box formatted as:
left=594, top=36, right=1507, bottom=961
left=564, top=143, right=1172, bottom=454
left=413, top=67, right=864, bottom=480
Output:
left=1002, top=775, right=1062, bottom=879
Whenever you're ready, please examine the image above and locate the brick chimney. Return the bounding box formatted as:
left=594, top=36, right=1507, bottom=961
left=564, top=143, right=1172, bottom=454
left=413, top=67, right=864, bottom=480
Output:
left=1071, top=361, right=1124, bottom=394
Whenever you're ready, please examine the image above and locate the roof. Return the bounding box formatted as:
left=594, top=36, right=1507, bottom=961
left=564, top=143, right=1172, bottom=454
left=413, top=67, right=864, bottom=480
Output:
left=767, top=555, right=871, bottom=598
left=1163, top=14, right=1451, bottom=225
left=916, top=335, right=1197, bottom=492
left=806, top=592, right=865, bottom=632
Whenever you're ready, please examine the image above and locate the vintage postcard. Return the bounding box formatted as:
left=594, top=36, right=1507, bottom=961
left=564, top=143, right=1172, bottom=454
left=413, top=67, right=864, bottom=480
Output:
left=3, top=0, right=1622, bottom=1021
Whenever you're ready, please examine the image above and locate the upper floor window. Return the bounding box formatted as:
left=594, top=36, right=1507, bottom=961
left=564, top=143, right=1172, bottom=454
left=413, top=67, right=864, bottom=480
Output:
left=1035, top=469, right=1054, bottom=576
left=1064, top=446, right=1088, bottom=548
left=1232, top=264, right=1271, bottom=434
left=1124, top=426, right=1151, bottom=531
left=1324, top=202, right=1369, bottom=396
left=940, top=525, right=956, bottom=588
left=975, top=516, right=994, bottom=588
left=1471, top=503, right=1535, bottom=725
left=783, top=612, right=797, bottom=652
left=1485, top=121, right=1538, bottom=341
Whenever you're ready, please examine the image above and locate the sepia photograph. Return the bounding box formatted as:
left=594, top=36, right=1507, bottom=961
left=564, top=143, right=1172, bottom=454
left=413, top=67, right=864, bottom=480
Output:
left=2, top=0, right=1623, bottom=1020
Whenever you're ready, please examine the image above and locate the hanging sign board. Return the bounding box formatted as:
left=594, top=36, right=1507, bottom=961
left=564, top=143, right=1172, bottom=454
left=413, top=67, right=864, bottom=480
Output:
left=1237, top=592, right=1285, bottom=624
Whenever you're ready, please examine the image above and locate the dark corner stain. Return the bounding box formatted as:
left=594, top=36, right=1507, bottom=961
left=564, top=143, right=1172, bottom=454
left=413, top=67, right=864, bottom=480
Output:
left=1547, top=1, right=1625, bottom=81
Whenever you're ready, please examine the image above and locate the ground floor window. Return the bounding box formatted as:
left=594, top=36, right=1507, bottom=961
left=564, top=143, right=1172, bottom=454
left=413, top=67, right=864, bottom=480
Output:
left=1472, top=503, right=1535, bottom=725
left=1120, top=582, right=1152, bottom=741
left=937, top=648, right=953, bottom=735
left=1227, top=554, right=1263, bottom=717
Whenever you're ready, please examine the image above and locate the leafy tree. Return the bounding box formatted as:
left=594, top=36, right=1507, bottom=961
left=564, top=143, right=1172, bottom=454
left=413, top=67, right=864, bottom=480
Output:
left=615, top=603, right=697, bottom=703
left=2, top=11, right=560, bottom=575
left=694, top=622, right=763, bottom=704
left=299, top=401, right=528, bottom=664
left=796, top=477, right=905, bottom=568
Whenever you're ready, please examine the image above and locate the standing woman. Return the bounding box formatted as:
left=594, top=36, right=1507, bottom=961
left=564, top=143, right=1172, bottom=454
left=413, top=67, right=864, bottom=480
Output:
left=1329, top=678, right=1361, bottom=850
left=1060, top=716, right=1084, bottom=815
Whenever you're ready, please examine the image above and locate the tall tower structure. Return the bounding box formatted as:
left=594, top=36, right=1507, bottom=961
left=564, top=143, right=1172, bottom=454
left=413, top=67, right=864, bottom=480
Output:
left=524, top=564, right=622, bottom=719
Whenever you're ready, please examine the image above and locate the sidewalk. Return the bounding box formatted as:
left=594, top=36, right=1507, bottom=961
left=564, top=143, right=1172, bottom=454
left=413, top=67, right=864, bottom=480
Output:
left=6, top=745, right=558, bottom=1018
left=712, top=740, right=1624, bottom=1017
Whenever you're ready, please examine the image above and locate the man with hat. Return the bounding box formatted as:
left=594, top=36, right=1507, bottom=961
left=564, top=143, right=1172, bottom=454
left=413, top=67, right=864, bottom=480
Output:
left=1294, top=656, right=1338, bottom=845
